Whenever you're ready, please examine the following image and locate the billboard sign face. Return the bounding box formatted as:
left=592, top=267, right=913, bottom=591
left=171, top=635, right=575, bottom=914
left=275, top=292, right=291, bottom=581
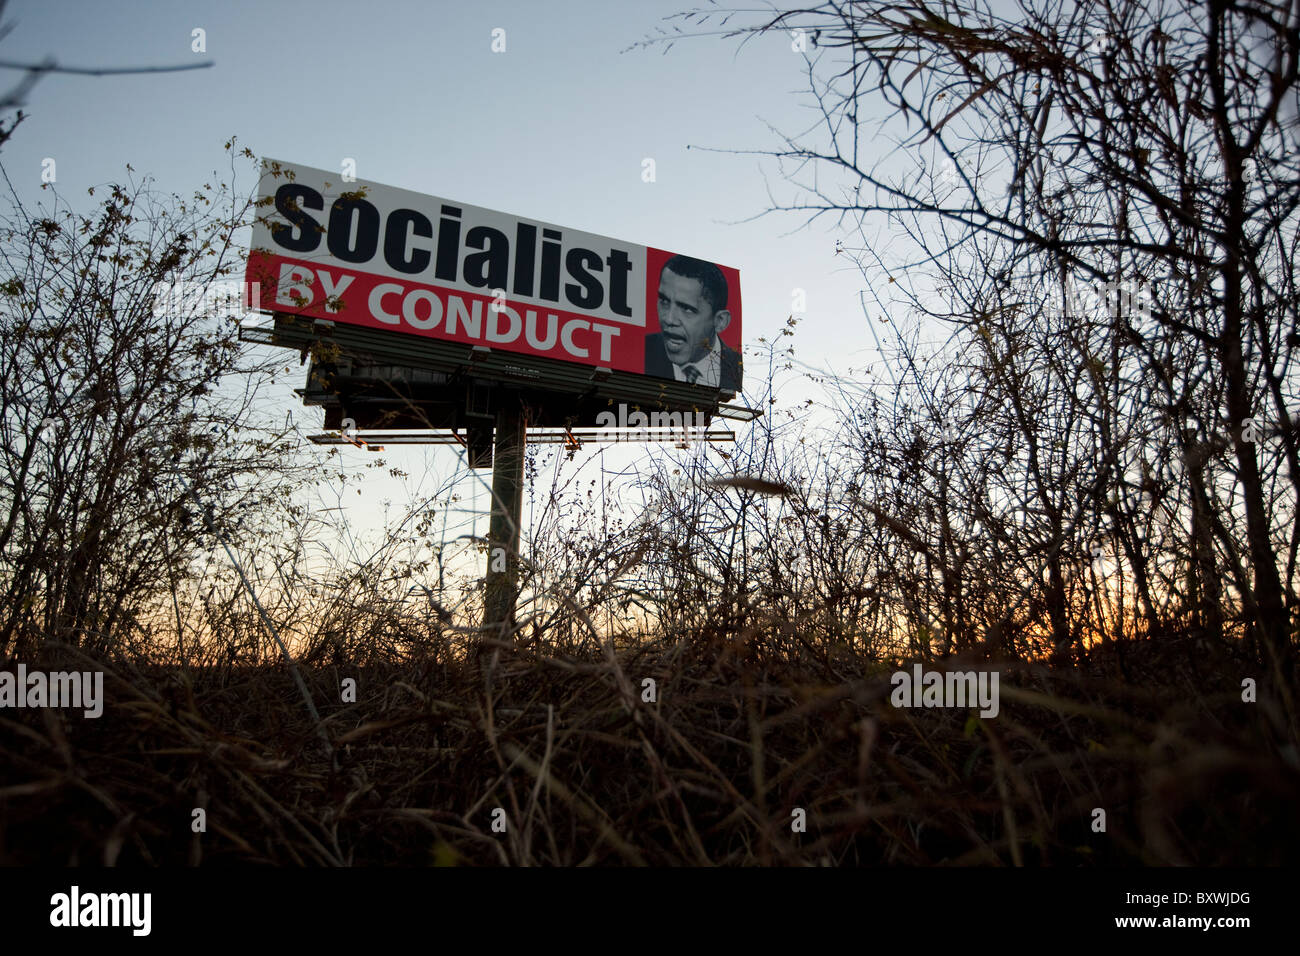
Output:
left=246, top=160, right=743, bottom=393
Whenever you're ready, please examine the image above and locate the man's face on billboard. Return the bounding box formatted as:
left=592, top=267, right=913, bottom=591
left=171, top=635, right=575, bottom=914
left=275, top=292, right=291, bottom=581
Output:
left=657, top=267, right=725, bottom=366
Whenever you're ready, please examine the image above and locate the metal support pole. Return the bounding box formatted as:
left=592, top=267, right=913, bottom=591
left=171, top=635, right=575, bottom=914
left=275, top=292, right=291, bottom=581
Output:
left=483, top=395, right=525, bottom=637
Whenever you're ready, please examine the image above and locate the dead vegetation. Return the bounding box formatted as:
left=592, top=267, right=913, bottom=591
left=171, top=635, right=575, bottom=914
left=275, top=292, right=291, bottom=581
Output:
left=2, top=629, right=1295, bottom=866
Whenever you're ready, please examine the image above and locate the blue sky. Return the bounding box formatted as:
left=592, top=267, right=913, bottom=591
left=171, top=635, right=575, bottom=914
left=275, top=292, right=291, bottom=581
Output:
left=1, top=0, right=896, bottom=574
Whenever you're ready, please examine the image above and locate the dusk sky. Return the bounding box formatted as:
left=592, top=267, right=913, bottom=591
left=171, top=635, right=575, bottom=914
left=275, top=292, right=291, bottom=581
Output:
left=2, top=0, right=904, bottom=565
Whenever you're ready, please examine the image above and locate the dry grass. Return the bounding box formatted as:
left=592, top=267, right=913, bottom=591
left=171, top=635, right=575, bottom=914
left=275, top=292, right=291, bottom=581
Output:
left=2, top=631, right=1296, bottom=866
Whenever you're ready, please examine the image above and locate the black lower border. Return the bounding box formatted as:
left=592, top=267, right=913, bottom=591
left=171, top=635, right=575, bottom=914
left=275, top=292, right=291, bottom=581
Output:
left=0, top=866, right=1280, bottom=944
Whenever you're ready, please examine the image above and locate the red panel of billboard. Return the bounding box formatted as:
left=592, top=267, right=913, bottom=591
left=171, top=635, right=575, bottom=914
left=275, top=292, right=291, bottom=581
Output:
left=245, top=160, right=743, bottom=393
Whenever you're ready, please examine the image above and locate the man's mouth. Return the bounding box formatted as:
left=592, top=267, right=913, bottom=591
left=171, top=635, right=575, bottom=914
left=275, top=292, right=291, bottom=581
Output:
left=663, top=331, right=688, bottom=350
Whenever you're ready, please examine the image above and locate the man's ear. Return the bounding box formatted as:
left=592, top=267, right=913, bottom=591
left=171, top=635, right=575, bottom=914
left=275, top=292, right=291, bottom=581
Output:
left=712, top=309, right=732, bottom=335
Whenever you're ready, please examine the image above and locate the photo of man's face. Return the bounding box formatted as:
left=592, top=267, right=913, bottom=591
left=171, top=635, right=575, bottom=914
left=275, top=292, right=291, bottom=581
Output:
left=657, top=267, right=723, bottom=366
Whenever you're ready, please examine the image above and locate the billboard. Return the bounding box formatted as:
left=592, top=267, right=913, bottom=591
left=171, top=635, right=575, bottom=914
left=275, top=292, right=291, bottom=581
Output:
left=245, top=160, right=743, bottom=394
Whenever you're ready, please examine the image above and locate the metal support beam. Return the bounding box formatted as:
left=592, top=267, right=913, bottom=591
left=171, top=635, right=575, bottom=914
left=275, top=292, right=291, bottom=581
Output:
left=483, top=395, right=526, bottom=638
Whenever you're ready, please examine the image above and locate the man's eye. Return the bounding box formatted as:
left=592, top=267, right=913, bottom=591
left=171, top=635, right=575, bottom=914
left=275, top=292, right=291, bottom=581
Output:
left=658, top=295, right=668, bottom=306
